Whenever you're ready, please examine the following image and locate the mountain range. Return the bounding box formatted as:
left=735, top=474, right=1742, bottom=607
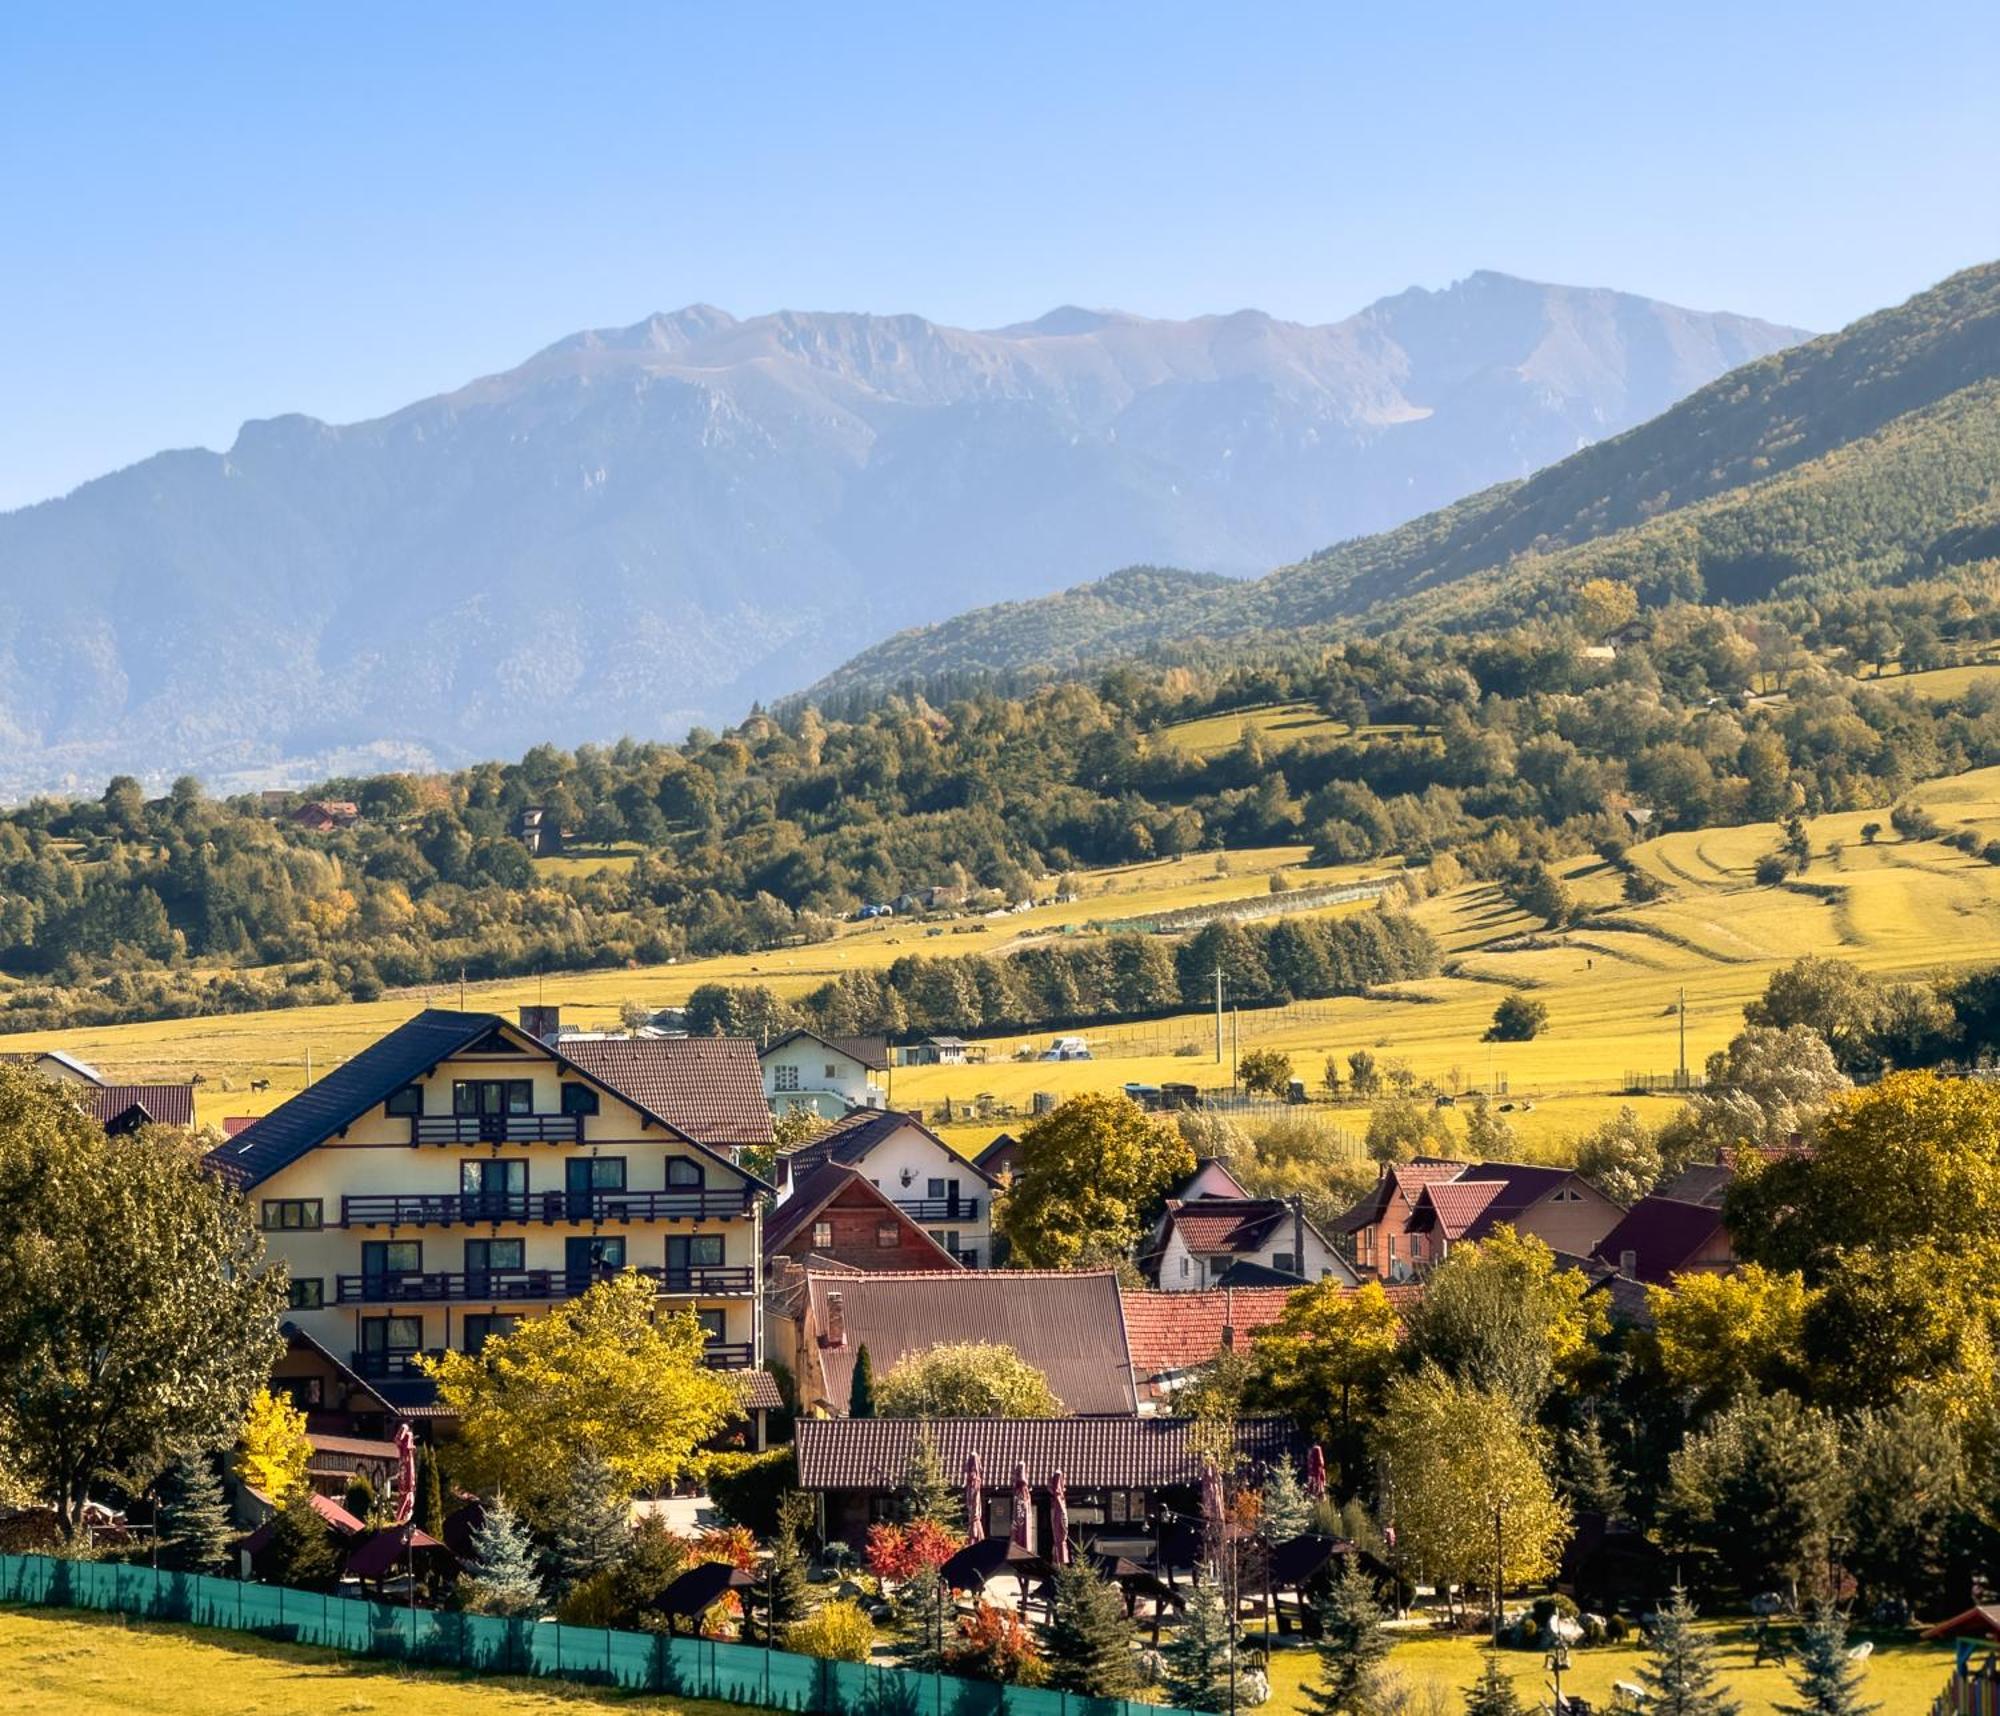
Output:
left=0, top=275, right=1803, bottom=792
left=818, top=262, right=2000, bottom=695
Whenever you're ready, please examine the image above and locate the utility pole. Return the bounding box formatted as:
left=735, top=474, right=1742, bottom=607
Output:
left=1677, top=984, right=1687, bottom=1089
left=304, top=1046, right=313, bottom=1088
left=1231, top=1006, right=1240, bottom=1092
left=1213, top=966, right=1224, bottom=1064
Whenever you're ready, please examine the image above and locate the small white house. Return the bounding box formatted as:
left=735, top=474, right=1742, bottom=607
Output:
left=775, top=1109, right=998, bottom=1268
left=1147, top=1196, right=1356, bottom=1291
left=760, top=1029, right=888, bottom=1120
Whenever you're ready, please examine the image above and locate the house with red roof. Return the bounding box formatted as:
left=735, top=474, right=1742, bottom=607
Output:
left=777, top=1108, right=997, bottom=1267
left=1121, top=1286, right=1295, bottom=1410
left=1145, top=1195, right=1357, bottom=1291
left=1404, top=1163, right=1623, bottom=1266
left=763, top=1162, right=963, bottom=1276
left=1333, top=1158, right=1469, bottom=1280
left=555, top=1028, right=775, bottom=1159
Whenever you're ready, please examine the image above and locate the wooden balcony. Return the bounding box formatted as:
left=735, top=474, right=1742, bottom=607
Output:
left=335, top=1263, right=755, bottom=1305
left=340, top=1188, right=753, bottom=1228
left=407, top=1113, right=583, bottom=1146
left=894, top=1196, right=980, bottom=1223
left=351, top=1341, right=754, bottom=1379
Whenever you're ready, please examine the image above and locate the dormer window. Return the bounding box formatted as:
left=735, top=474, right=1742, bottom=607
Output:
left=560, top=1083, right=599, bottom=1117
left=385, top=1084, right=423, bottom=1117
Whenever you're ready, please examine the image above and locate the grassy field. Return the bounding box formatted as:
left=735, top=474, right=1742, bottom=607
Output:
left=20, top=765, right=2000, bottom=1159
left=0, top=1603, right=1954, bottom=1716
left=1855, top=659, right=2000, bottom=701
left=1261, top=1618, right=1952, bottom=1716
left=1153, top=702, right=1424, bottom=757
left=0, top=1605, right=770, bottom=1716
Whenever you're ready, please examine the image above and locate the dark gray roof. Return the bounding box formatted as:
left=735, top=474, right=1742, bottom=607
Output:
left=794, top=1416, right=1300, bottom=1491
left=786, top=1107, right=1000, bottom=1187
left=207, top=1009, right=771, bottom=1194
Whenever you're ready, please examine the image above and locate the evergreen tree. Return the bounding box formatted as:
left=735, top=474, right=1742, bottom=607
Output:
left=1163, top=1581, right=1239, bottom=1712
left=1776, top=1605, right=1879, bottom=1716
left=1303, top=1557, right=1393, bottom=1716
left=342, top=1472, right=378, bottom=1525
left=901, top=1424, right=958, bottom=1527
left=417, top=1444, right=446, bottom=1543
left=1563, top=1413, right=1626, bottom=1520
left=1041, top=1558, right=1138, bottom=1697
left=890, top=1558, right=951, bottom=1673
left=548, top=1442, right=630, bottom=1594
left=1463, top=1654, right=1526, bottom=1716
left=265, top=1485, right=338, bottom=1592
left=155, top=1450, right=233, bottom=1574
left=764, top=1491, right=816, bottom=1635
left=850, top=1345, right=876, bottom=1418
left=1641, top=1586, right=1742, bottom=1716
left=465, top=1495, right=545, bottom=1617
left=1261, top=1458, right=1314, bottom=1542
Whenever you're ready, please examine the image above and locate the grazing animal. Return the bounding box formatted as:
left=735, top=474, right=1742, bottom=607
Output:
left=250, top=1078, right=270, bottom=1092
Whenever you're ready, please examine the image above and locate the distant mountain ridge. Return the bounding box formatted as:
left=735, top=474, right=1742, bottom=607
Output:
left=816, top=262, right=2000, bottom=694
left=0, top=274, right=1803, bottom=791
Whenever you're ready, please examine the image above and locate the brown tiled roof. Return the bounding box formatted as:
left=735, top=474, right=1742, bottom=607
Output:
left=763, top=1162, right=962, bottom=1269
left=1160, top=1198, right=1290, bottom=1255
left=1409, top=1164, right=1596, bottom=1242
left=1590, top=1198, right=1728, bottom=1286
left=1332, top=1159, right=1468, bottom=1233
left=76, top=1083, right=196, bottom=1129
left=557, top=1037, right=774, bottom=1148
left=1411, top=1178, right=1506, bottom=1238
left=786, top=1108, right=1000, bottom=1186
left=794, top=1416, right=1300, bottom=1491
left=805, top=1268, right=1138, bottom=1415
left=1659, top=1162, right=1733, bottom=1208
left=738, top=1370, right=786, bottom=1413
left=1121, top=1288, right=1295, bottom=1380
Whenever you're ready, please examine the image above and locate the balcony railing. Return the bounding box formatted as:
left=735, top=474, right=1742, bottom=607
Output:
left=341, top=1188, right=753, bottom=1228
left=894, top=1196, right=980, bottom=1223
left=335, top=1263, right=755, bottom=1305
left=408, top=1113, right=584, bottom=1146
left=351, top=1342, right=753, bottom=1379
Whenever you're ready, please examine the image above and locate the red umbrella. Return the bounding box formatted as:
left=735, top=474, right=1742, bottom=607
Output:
left=1304, top=1444, right=1326, bottom=1500
left=964, top=1452, right=985, bottom=1543
left=392, top=1423, right=417, bottom=1526
left=1010, top=1461, right=1034, bottom=1553
left=1048, top=1469, right=1070, bottom=1565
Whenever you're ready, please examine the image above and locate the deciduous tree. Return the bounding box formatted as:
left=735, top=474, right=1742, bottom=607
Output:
left=236, top=1387, right=313, bottom=1502
left=1001, top=1093, right=1193, bottom=1268
left=877, top=1341, right=1065, bottom=1418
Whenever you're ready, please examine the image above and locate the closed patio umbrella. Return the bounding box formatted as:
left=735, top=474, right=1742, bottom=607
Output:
left=1048, top=1469, right=1070, bottom=1565
left=964, top=1452, right=985, bottom=1543
left=392, top=1423, right=417, bottom=1525
left=1010, top=1461, right=1034, bottom=1553
left=1305, top=1444, right=1326, bottom=1500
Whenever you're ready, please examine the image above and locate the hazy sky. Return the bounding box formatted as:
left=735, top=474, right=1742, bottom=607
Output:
left=4, top=1, right=1998, bottom=511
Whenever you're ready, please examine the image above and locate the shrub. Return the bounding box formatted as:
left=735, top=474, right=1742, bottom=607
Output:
left=1754, top=852, right=1793, bottom=885
left=704, top=1448, right=796, bottom=1536
left=946, top=1599, right=1046, bottom=1684
left=1238, top=1047, right=1294, bottom=1096
left=786, top=1599, right=876, bottom=1662
left=1484, top=994, right=1549, bottom=1042
left=1605, top=1613, right=1630, bottom=1643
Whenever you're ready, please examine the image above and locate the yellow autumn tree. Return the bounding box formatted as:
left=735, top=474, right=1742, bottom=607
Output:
left=1646, top=1263, right=1812, bottom=1407
left=425, top=1270, right=740, bottom=1517
left=999, top=1092, right=1194, bottom=1268
left=236, top=1387, right=312, bottom=1501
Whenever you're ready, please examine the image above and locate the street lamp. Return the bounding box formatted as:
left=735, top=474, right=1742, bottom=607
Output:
left=1546, top=1638, right=1572, bottom=1712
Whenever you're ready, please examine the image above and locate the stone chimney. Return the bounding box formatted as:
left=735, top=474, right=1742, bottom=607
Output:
left=825, top=1290, right=846, bottom=1348
left=1619, top=1249, right=1639, bottom=1278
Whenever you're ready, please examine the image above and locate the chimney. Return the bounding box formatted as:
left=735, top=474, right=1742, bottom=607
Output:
left=826, top=1290, right=846, bottom=1348
left=1221, top=1284, right=1236, bottom=1352
left=1619, top=1249, right=1638, bottom=1278
left=1292, top=1194, right=1307, bottom=1278
left=518, top=1005, right=561, bottom=1042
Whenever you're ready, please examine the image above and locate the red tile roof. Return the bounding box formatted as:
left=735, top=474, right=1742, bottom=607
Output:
left=1411, top=1178, right=1506, bottom=1238
left=76, top=1083, right=196, bottom=1129
left=794, top=1416, right=1299, bottom=1491
left=558, top=1037, right=774, bottom=1148
left=1120, top=1287, right=1295, bottom=1380
left=1161, top=1198, right=1291, bottom=1254
left=804, top=1268, right=1137, bottom=1415
left=1332, top=1159, right=1468, bottom=1233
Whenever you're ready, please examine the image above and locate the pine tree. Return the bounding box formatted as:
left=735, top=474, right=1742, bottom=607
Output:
left=764, top=1491, right=816, bottom=1634
left=901, top=1424, right=958, bottom=1527
left=1776, top=1604, right=1879, bottom=1716
left=890, top=1558, right=951, bottom=1673
left=548, top=1442, right=630, bottom=1595
left=1563, top=1413, right=1625, bottom=1520
left=1463, top=1653, right=1526, bottom=1716
left=850, top=1345, right=876, bottom=1418
left=265, top=1485, right=339, bottom=1592
left=417, top=1444, right=446, bottom=1543
left=465, top=1495, right=545, bottom=1617
left=1303, top=1557, right=1393, bottom=1716
left=1641, top=1586, right=1742, bottom=1716
left=1261, top=1459, right=1314, bottom=1542
left=1041, top=1558, right=1138, bottom=1697
left=155, top=1451, right=233, bottom=1574
left=1163, top=1581, right=1239, bottom=1712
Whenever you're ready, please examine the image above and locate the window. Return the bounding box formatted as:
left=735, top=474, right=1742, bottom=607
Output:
left=697, top=1309, right=727, bottom=1341
left=461, top=1159, right=527, bottom=1197
left=361, top=1316, right=422, bottom=1353
left=560, top=1083, right=599, bottom=1116
left=930, top=1230, right=960, bottom=1255
left=927, top=1177, right=946, bottom=1198
left=287, top=1277, right=324, bottom=1310
left=773, top=1064, right=801, bottom=1092
left=362, top=1239, right=422, bottom=1278
left=811, top=1220, right=833, bottom=1248
left=1179, top=1256, right=1190, bottom=1278
left=279, top=1377, right=324, bottom=1410
left=668, top=1234, right=725, bottom=1270
left=454, top=1079, right=533, bottom=1116
left=261, top=1199, right=322, bottom=1232
left=666, top=1157, right=704, bottom=1188
left=876, top=1222, right=901, bottom=1249
left=824, top=1063, right=839, bottom=1080
left=464, top=1313, right=519, bottom=1354
left=1273, top=1252, right=1297, bottom=1276
left=465, top=1238, right=524, bottom=1274
left=385, top=1084, right=423, bottom=1117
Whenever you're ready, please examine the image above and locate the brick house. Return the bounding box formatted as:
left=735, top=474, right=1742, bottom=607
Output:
left=763, top=1162, right=963, bottom=1275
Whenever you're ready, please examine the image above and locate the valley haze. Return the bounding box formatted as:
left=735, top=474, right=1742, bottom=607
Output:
left=0, top=273, right=1802, bottom=796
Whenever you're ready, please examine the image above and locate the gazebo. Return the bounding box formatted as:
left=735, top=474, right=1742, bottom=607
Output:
left=654, top=1561, right=760, bottom=1637
left=344, top=1521, right=453, bottom=1588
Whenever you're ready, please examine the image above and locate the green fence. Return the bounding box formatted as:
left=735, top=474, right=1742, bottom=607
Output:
left=0, top=1553, right=1205, bottom=1716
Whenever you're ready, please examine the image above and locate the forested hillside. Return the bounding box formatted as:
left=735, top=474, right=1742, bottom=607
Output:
left=816, top=260, right=2000, bottom=693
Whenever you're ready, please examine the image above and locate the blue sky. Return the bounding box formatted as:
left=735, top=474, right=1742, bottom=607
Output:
left=4, top=1, right=1997, bottom=511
